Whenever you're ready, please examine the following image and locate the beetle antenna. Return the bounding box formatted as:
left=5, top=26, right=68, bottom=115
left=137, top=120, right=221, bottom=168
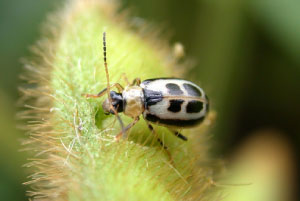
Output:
left=102, top=32, right=125, bottom=134
left=103, top=32, right=111, bottom=103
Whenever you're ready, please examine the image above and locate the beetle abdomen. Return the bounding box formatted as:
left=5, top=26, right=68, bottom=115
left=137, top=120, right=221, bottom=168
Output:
left=140, top=78, right=209, bottom=128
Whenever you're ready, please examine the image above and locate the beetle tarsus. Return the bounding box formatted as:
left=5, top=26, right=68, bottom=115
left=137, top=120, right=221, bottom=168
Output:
left=115, top=117, right=139, bottom=140
left=169, top=129, right=188, bottom=141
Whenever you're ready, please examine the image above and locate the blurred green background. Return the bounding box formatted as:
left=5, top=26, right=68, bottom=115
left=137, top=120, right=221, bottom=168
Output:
left=0, top=0, right=299, bottom=200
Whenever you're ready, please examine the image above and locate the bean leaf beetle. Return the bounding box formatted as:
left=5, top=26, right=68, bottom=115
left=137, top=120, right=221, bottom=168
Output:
left=84, top=32, right=209, bottom=156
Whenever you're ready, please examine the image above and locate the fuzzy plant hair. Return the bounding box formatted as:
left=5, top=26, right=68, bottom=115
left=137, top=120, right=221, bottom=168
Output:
left=19, top=0, right=220, bottom=200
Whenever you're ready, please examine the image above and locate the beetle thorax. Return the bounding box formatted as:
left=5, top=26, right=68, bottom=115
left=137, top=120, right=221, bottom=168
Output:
left=122, top=86, right=144, bottom=118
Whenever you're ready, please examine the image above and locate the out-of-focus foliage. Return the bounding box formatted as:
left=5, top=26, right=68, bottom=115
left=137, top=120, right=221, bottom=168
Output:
left=249, top=0, right=300, bottom=62
left=0, top=0, right=299, bottom=200
left=222, top=130, right=297, bottom=201
left=0, top=92, right=27, bottom=201
left=0, top=1, right=60, bottom=200
left=0, top=0, right=60, bottom=98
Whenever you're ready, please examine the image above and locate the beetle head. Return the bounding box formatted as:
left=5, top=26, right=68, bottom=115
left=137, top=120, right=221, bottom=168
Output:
left=102, top=91, right=124, bottom=115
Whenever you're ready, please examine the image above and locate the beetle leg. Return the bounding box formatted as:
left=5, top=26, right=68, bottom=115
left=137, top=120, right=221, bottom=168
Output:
left=83, top=87, right=107, bottom=98
left=82, top=83, right=124, bottom=98
left=146, top=123, right=165, bottom=148
left=115, top=117, right=140, bottom=140
left=121, top=73, right=131, bottom=86
left=121, top=74, right=141, bottom=86
left=112, top=83, right=124, bottom=92
left=168, top=129, right=188, bottom=141
left=131, top=78, right=141, bottom=86
left=146, top=122, right=173, bottom=163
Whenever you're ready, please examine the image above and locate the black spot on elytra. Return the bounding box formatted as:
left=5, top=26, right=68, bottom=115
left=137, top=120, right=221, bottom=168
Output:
left=183, top=83, right=202, bottom=97
left=166, top=83, right=183, bottom=95
left=167, top=99, right=184, bottom=113
left=145, top=113, right=205, bottom=127
left=186, top=100, right=203, bottom=113
left=142, top=78, right=180, bottom=84
left=143, top=89, right=163, bottom=109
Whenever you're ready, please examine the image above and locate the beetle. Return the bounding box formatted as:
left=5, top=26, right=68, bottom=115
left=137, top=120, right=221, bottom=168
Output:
left=84, top=32, right=209, bottom=152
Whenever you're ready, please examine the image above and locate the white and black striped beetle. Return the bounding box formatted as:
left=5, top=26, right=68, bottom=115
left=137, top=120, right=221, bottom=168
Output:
left=84, top=32, right=209, bottom=151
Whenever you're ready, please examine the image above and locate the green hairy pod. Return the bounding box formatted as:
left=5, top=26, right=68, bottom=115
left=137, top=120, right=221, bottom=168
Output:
left=20, top=0, right=219, bottom=200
